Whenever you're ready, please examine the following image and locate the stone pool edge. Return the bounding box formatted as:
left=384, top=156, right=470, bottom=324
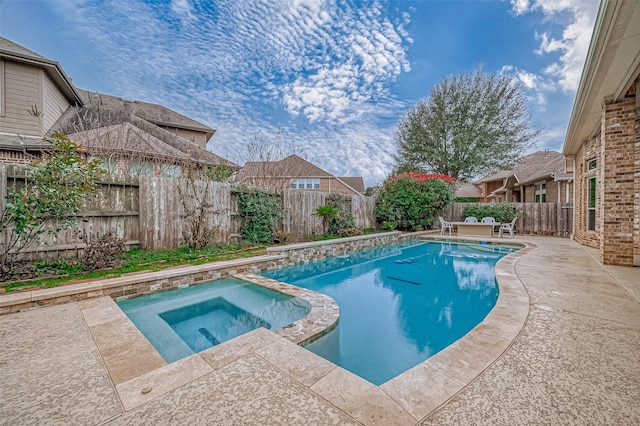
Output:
left=379, top=236, right=533, bottom=421
left=0, top=231, right=411, bottom=315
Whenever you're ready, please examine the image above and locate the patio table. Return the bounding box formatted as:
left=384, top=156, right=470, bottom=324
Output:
left=450, top=221, right=501, bottom=237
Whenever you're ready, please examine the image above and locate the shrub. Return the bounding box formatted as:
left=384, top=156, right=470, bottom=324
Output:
left=81, top=232, right=126, bottom=271
left=461, top=202, right=517, bottom=222
left=375, top=172, right=455, bottom=230
left=235, top=189, right=283, bottom=244
left=0, top=132, right=103, bottom=278
left=325, top=194, right=358, bottom=237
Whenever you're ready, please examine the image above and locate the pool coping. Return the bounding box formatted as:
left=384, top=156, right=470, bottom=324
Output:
left=378, top=235, right=532, bottom=419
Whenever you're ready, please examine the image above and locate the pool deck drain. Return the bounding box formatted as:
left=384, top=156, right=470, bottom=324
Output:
left=1, top=236, right=639, bottom=425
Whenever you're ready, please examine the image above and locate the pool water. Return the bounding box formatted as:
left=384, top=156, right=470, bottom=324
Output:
left=117, top=277, right=311, bottom=363
left=263, top=240, right=517, bottom=385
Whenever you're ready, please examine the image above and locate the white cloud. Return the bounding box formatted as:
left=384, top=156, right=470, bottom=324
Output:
left=511, top=0, right=599, bottom=92
left=47, top=0, right=411, bottom=187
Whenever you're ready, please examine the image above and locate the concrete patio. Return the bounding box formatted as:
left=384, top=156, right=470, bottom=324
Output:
left=0, top=236, right=638, bottom=425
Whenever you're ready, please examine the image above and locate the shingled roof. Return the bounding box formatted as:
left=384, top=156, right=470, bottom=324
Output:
left=52, top=90, right=237, bottom=169
left=475, top=151, right=565, bottom=185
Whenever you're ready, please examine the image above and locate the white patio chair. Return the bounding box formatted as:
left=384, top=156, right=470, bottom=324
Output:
left=438, top=216, right=453, bottom=236
left=481, top=217, right=496, bottom=223
left=464, top=216, right=478, bottom=223
left=499, top=217, right=518, bottom=238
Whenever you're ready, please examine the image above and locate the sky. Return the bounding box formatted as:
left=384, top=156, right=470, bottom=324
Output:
left=0, top=0, right=600, bottom=187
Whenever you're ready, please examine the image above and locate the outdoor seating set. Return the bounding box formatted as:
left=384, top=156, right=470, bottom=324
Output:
left=438, top=216, right=518, bottom=238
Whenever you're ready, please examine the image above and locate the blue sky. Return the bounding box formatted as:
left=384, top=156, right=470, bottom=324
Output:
left=0, top=0, right=599, bottom=187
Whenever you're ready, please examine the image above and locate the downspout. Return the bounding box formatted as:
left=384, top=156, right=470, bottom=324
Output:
left=567, top=155, right=576, bottom=239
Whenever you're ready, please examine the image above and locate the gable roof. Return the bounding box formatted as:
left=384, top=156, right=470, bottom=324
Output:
left=67, top=122, right=190, bottom=162
left=52, top=90, right=237, bottom=169
left=236, top=154, right=332, bottom=181
left=77, top=91, right=215, bottom=139
left=454, top=183, right=483, bottom=198
left=337, top=177, right=365, bottom=193
left=475, top=151, right=565, bottom=185
left=0, top=37, right=82, bottom=105
left=236, top=154, right=365, bottom=194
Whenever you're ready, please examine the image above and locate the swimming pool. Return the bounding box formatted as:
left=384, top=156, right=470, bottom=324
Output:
left=117, top=277, right=311, bottom=363
left=263, top=240, right=517, bottom=385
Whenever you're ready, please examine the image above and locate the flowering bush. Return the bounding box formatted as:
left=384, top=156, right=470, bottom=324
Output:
left=374, top=172, right=455, bottom=230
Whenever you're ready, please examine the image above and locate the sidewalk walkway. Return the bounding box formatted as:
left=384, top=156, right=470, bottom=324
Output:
left=0, top=236, right=638, bottom=425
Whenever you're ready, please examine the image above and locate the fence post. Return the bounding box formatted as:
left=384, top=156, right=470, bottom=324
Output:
left=0, top=164, right=6, bottom=257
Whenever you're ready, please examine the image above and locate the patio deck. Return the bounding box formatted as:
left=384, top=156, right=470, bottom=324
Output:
left=0, top=236, right=638, bottom=425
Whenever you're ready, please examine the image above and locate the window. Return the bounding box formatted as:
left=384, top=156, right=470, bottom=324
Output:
left=161, top=164, right=182, bottom=178
left=588, top=158, right=597, bottom=170
left=89, top=156, right=118, bottom=174
left=129, top=161, right=154, bottom=177
left=534, top=182, right=546, bottom=203
left=588, top=177, right=596, bottom=231
left=290, top=178, right=320, bottom=189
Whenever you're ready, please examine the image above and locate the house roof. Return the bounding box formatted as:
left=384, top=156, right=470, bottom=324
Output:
left=236, top=154, right=333, bottom=181
left=454, top=183, right=483, bottom=198
left=67, top=122, right=190, bottom=162
left=52, top=92, right=238, bottom=170
left=563, top=0, right=640, bottom=156
left=77, top=91, right=215, bottom=139
left=337, top=177, right=365, bottom=194
left=475, top=151, right=566, bottom=185
left=0, top=133, right=48, bottom=151
left=0, top=37, right=82, bottom=105
left=236, top=154, right=365, bottom=194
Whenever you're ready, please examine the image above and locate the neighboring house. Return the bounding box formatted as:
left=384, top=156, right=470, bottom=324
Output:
left=235, top=154, right=365, bottom=196
left=562, top=0, right=639, bottom=267
left=474, top=151, right=573, bottom=204
left=454, top=183, right=483, bottom=201
left=0, top=37, right=237, bottom=176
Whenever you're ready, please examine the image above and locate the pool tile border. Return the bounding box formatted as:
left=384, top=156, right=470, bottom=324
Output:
left=0, top=231, right=411, bottom=315
left=233, top=272, right=340, bottom=345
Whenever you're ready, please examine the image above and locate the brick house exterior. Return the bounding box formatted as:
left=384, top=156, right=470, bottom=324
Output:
left=235, top=154, right=365, bottom=196
left=563, top=0, right=639, bottom=267
left=474, top=151, right=573, bottom=204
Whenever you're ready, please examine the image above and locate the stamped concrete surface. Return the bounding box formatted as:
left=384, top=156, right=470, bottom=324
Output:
left=0, top=236, right=638, bottom=425
left=421, top=237, right=640, bottom=425
left=0, top=303, right=122, bottom=425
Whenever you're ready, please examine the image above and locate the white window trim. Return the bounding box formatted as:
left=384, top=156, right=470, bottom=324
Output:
left=534, top=181, right=546, bottom=203
left=587, top=177, right=596, bottom=231
left=290, top=178, right=320, bottom=189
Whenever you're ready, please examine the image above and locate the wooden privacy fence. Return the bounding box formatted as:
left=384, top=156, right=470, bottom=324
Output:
left=0, top=164, right=141, bottom=261
left=278, top=190, right=376, bottom=240
left=0, top=165, right=377, bottom=258
left=443, top=202, right=573, bottom=237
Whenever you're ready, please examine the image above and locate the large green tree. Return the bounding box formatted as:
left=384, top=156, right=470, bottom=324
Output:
left=394, top=66, right=540, bottom=180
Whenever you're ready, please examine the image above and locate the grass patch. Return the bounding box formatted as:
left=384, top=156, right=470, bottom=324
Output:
left=1, top=244, right=267, bottom=292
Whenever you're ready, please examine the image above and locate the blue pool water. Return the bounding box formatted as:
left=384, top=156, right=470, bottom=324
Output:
left=263, top=240, right=517, bottom=385
left=117, top=277, right=311, bottom=363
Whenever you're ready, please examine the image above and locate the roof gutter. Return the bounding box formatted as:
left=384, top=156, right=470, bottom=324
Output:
left=0, top=49, right=83, bottom=106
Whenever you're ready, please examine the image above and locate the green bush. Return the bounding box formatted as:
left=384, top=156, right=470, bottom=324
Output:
left=461, top=202, right=517, bottom=222
left=375, top=172, right=455, bottom=230
left=235, top=189, right=283, bottom=244
left=325, top=194, right=359, bottom=237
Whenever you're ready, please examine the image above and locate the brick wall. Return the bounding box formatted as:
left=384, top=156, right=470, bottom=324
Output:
left=600, top=97, right=636, bottom=266
left=635, top=87, right=640, bottom=262
left=574, top=136, right=601, bottom=249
